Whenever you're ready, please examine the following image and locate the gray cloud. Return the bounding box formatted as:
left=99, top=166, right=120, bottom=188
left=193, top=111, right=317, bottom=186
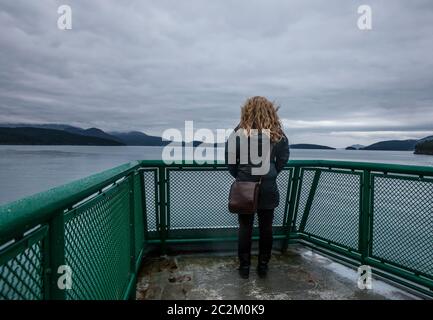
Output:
left=0, top=0, right=433, bottom=147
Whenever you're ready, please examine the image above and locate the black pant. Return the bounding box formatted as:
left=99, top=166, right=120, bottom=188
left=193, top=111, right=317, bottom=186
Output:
left=238, top=209, right=274, bottom=266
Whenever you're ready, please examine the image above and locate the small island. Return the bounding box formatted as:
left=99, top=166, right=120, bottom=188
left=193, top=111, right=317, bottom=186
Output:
left=414, top=137, right=433, bottom=155
left=361, top=139, right=418, bottom=151
left=290, top=144, right=335, bottom=150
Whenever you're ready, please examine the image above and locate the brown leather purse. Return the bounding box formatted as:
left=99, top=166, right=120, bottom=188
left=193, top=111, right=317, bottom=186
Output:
left=228, top=178, right=262, bottom=214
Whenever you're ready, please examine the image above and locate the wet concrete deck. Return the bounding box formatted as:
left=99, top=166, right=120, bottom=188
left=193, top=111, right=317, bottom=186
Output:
left=135, top=244, right=419, bottom=300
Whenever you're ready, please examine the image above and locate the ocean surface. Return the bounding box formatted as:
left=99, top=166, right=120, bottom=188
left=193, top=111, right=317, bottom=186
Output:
left=0, top=145, right=432, bottom=205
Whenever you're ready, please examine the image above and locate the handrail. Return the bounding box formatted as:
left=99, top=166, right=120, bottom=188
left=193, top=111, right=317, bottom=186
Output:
left=287, top=160, right=433, bottom=175
left=139, top=159, right=433, bottom=174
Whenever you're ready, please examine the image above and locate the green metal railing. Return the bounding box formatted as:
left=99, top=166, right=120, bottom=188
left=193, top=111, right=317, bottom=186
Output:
left=1, top=160, right=432, bottom=299
left=0, top=161, right=144, bottom=300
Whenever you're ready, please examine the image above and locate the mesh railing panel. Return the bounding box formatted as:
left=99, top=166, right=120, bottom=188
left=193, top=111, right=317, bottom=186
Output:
left=274, top=169, right=291, bottom=226
left=168, top=169, right=237, bottom=229
left=0, top=232, right=45, bottom=300
left=303, top=170, right=361, bottom=250
left=167, top=168, right=291, bottom=230
left=142, top=170, right=158, bottom=232
left=133, top=173, right=144, bottom=257
left=372, top=175, right=433, bottom=278
left=64, top=180, right=132, bottom=300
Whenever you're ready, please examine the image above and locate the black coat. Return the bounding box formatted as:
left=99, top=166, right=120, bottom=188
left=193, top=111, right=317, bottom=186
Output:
left=225, top=129, right=290, bottom=210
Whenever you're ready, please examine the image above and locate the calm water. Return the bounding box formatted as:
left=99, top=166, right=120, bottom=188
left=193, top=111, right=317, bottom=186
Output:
left=0, top=145, right=432, bottom=205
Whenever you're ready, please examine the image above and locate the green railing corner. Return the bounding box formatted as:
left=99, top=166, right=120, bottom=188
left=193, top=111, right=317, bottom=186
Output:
left=1, top=159, right=433, bottom=299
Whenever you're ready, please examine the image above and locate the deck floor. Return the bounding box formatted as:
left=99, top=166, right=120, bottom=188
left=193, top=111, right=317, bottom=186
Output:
left=135, top=244, right=418, bottom=300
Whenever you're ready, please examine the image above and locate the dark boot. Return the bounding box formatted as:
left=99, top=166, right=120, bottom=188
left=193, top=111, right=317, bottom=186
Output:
left=238, top=253, right=251, bottom=279
left=257, top=253, right=271, bottom=278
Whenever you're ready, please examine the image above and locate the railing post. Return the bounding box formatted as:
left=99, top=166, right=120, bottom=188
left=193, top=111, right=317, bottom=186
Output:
left=47, top=212, right=66, bottom=300
left=128, top=173, right=136, bottom=276
left=360, top=170, right=372, bottom=264
left=158, top=166, right=167, bottom=254
left=282, top=167, right=301, bottom=252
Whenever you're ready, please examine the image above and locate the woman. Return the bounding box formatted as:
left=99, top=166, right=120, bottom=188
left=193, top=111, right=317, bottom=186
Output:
left=225, top=96, right=290, bottom=279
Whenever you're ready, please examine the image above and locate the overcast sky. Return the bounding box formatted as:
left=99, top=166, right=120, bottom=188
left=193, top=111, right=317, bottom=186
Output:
left=1, top=1, right=432, bottom=147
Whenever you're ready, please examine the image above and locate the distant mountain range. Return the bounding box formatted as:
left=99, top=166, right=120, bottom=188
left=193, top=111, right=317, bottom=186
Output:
left=0, top=124, right=432, bottom=155
left=345, top=137, right=433, bottom=154
left=0, top=127, right=124, bottom=146
left=0, top=124, right=338, bottom=149
left=0, top=124, right=200, bottom=146
left=0, top=124, right=173, bottom=146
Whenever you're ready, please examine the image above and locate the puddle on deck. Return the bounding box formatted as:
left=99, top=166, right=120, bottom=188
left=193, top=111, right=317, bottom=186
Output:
left=135, top=244, right=419, bottom=300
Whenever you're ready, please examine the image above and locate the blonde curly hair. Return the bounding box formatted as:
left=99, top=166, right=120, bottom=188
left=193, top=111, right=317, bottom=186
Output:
left=239, top=96, right=284, bottom=143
